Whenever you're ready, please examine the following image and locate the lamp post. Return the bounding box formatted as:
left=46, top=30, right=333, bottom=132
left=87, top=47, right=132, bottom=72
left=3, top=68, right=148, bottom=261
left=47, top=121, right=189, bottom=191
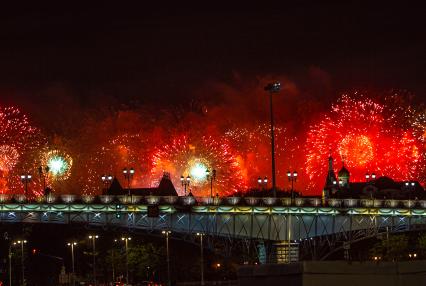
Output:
left=196, top=233, right=205, bottom=286
left=13, top=240, right=27, bottom=286
left=365, top=172, right=376, bottom=199
left=38, top=166, right=50, bottom=193
left=365, top=172, right=377, bottom=183
left=67, top=242, right=77, bottom=286
left=122, top=168, right=135, bottom=197
left=88, top=235, right=99, bottom=286
left=8, top=242, right=12, bottom=286
left=257, top=176, right=268, bottom=192
left=101, top=175, right=113, bottom=194
left=162, top=230, right=171, bottom=286
left=264, top=81, right=281, bottom=197
left=404, top=181, right=416, bottom=201
left=20, top=174, right=32, bottom=196
left=112, top=239, right=117, bottom=283
left=121, top=237, right=131, bottom=285
left=206, top=169, right=216, bottom=198
left=180, top=175, right=191, bottom=196
left=287, top=171, right=298, bottom=202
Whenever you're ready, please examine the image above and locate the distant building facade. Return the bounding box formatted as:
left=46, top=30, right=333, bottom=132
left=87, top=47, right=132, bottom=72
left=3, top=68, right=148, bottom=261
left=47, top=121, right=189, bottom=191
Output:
left=322, top=156, right=424, bottom=200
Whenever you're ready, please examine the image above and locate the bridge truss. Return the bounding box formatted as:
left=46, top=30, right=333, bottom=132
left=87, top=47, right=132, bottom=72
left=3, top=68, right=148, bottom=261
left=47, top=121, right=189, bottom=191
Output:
left=1, top=203, right=425, bottom=241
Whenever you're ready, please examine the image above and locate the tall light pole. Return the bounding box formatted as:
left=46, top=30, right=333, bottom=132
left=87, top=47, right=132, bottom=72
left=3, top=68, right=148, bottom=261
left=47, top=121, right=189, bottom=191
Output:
left=121, top=236, right=131, bottom=285
left=89, top=235, right=99, bottom=286
left=264, top=81, right=280, bottom=197
left=196, top=233, right=205, bottom=286
left=180, top=175, right=190, bottom=196
left=112, top=239, right=117, bottom=283
left=206, top=169, right=216, bottom=198
left=287, top=171, right=298, bottom=202
left=20, top=174, right=32, bottom=196
left=38, top=166, right=50, bottom=194
left=122, top=168, right=135, bottom=197
left=162, top=230, right=171, bottom=286
left=67, top=242, right=77, bottom=286
left=101, top=175, right=113, bottom=194
left=8, top=242, right=12, bottom=286
left=13, top=239, right=27, bottom=286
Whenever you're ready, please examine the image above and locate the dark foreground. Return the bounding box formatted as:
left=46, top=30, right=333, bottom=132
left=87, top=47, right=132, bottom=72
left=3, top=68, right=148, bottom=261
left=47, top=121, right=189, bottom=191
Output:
left=238, top=260, right=426, bottom=286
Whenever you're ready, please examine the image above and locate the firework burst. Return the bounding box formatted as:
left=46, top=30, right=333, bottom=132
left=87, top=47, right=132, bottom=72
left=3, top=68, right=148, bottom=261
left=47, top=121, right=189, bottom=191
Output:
left=0, top=145, right=20, bottom=171
left=82, top=133, right=153, bottom=194
left=151, top=133, right=246, bottom=196
left=225, top=123, right=303, bottom=190
left=0, top=106, right=44, bottom=195
left=305, top=93, right=423, bottom=193
left=41, top=149, right=73, bottom=181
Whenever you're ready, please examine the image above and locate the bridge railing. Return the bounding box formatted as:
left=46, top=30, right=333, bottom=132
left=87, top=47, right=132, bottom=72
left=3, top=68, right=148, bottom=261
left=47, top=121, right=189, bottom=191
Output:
left=0, top=193, right=425, bottom=209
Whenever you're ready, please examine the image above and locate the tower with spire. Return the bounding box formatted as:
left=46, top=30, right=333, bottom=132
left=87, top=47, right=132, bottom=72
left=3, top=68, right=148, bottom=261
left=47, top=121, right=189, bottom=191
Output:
left=322, top=154, right=338, bottom=200
left=325, top=155, right=337, bottom=188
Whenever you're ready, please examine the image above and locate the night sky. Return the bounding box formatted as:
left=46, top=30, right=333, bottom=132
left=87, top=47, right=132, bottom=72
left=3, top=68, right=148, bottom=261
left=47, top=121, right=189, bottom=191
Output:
left=0, top=3, right=424, bottom=110
left=0, top=3, right=425, bottom=195
left=0, top=5, right=425, bottom=284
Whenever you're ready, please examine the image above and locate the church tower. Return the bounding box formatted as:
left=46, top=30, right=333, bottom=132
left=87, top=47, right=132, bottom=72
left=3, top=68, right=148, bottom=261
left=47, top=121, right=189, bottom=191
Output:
left=338, top=162, right=350, bottom=188
left=322, top=155, right=338, bottom=200
left=324, top=155, right=337, bottom=188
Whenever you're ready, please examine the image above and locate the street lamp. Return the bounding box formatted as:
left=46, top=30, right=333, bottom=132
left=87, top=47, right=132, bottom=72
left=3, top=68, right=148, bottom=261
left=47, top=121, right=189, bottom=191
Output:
left=257, top=176, right=268, bottom=191
left=112, top=239, right=117, bottom=283
left=180, top=175, right=191, bottom=196
left=206, top=169, right=216, bottom=197
left=264, top=81, right=281, bottom=197
left=20, top=174, right=32, bottom=196
left=67, top=242, right=77, bottom=286
left=88, top=235, right=99, bottom=286
left=287, top=171, right=298, bottom=201
left=365, top=172, right=377, bottom=199
left=122, top=168, right=135, bottom=196
left=365, top=172, right=376, bottom=182
left=38, top=165, right=50, bottom=194
left=101, top=175, right=113, bottom=194
left=8, top=241, right=12, bottom=286
left=121, top=237, right=131, bottom=285
left=13, top=240, right=27, bottom=286
left=404, top=181, right=416, bottom=201
left=196, top=233, right=205, bottom=286
left=162, top=230, right=171, bottom=286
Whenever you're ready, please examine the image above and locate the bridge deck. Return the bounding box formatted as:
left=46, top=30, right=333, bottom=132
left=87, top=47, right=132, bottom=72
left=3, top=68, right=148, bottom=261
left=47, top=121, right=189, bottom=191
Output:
left=1, top=198, right=425, bottom=242
left=0, top=203, right=425, bottom=216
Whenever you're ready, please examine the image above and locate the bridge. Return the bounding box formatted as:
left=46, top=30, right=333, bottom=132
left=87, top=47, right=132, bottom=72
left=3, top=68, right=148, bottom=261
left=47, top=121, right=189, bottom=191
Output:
left=1, top=194, right=425, bottom=243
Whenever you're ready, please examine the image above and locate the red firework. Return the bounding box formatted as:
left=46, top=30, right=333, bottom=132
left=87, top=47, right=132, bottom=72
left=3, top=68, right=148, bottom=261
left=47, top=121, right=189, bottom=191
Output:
left=305, top=93, right=423, bottom=194
left=0, top=106, right=44, bottom=195
left=150, top=133, right=246, bottom=196
left=82, top=133, right=154, bottom=195
left=225, top=123, right=304, bottom=191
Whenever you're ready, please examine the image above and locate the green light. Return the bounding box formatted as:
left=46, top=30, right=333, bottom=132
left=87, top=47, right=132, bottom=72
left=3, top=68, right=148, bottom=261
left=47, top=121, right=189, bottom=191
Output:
left=48, top=156, right=68, bottom=176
